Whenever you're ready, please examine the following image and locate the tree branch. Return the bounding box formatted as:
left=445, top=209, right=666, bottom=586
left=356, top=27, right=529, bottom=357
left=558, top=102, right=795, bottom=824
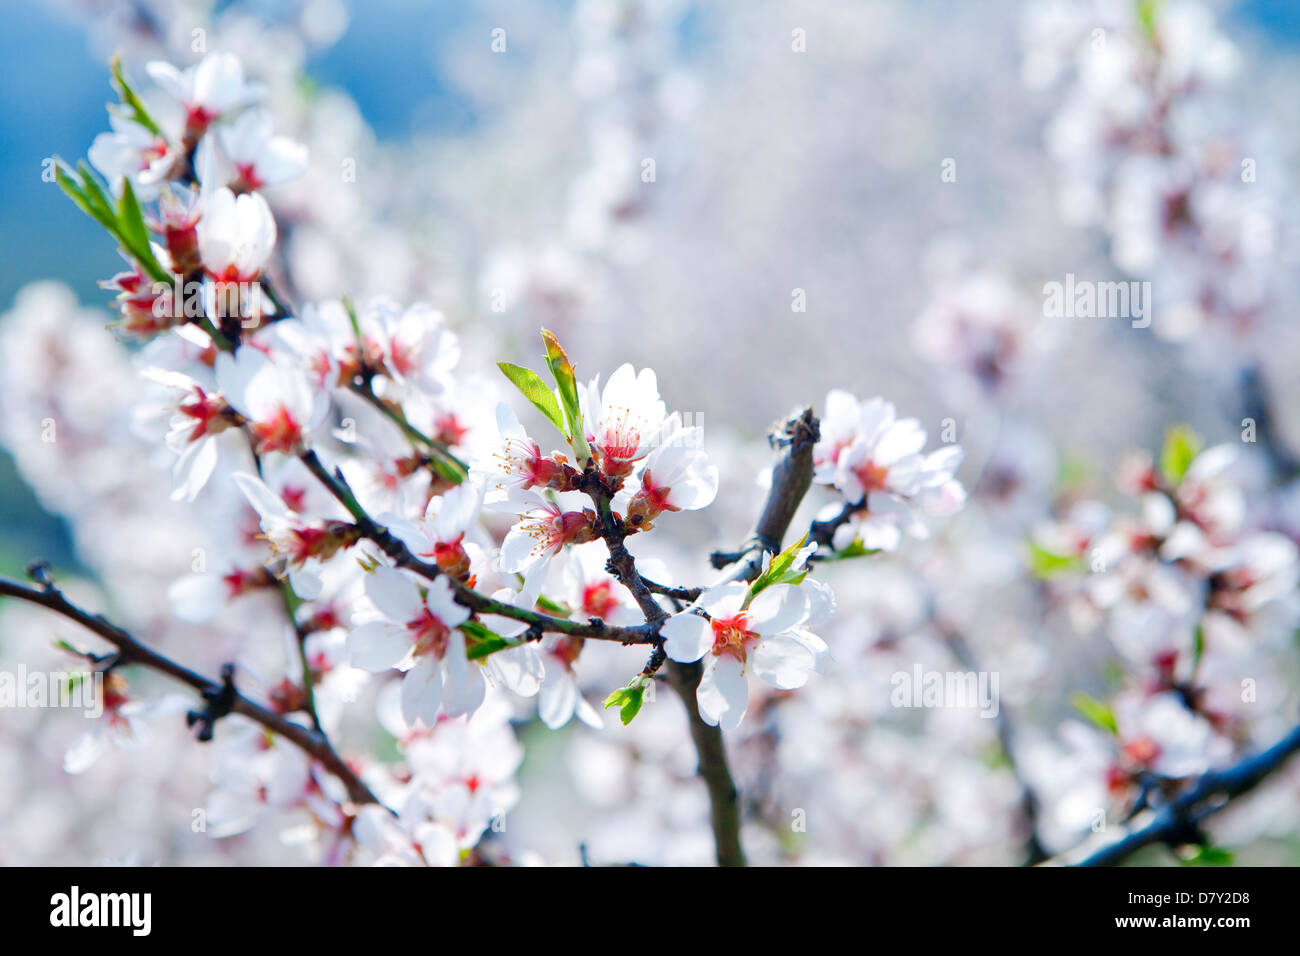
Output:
left=297, top=450, right=660, bottom=645
left=1067, top=717, right=1300, bottom=866
left=671, top=408, right=821, bottom=866
left=0, top=568, right=385, bottom=809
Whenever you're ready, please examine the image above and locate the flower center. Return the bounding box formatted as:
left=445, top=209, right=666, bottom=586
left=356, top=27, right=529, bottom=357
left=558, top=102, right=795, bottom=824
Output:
left=710, top=613, right=756, bottom=661
left=408, top=607, right=450, bottom=659
left=252, top=404, right=304, bottom=454
left=852, top=460, right=891, bottom=495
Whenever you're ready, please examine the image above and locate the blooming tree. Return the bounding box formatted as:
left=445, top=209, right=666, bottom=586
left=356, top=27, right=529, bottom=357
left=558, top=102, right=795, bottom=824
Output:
left=1, top=0, right=1298, bottom=868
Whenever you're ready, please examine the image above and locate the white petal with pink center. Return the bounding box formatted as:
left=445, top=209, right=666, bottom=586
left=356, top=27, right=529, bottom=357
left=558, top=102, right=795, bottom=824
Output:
left=197, top=186, right=277, bottom=282
left=581, top=364, right=666, bottom=471
left=662, top=581, right=815, bottom=729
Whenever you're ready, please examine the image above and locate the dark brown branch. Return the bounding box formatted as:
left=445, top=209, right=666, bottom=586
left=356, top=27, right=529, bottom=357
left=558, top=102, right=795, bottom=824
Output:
left=1070, top=718, right=1300, bottom=866
left=0, top=569, right=384, bottom=808
left=672, top=408, right=822, bottom=866
left=710, top=408, right=820, bottom=579
left=298, top=450, right=660, bottom=645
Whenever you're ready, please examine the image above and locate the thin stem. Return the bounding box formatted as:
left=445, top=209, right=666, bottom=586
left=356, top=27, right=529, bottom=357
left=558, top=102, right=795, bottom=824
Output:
left=0, top=571, right=384, bottom=809
left=298, top=449, right=659, bottom=645
left=1069, top=718, right=1300, bottom=866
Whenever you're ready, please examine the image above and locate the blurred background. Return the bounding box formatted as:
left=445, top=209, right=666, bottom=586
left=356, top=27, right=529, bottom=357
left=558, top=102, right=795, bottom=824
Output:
left=1, top=0, right=1299, bottom=865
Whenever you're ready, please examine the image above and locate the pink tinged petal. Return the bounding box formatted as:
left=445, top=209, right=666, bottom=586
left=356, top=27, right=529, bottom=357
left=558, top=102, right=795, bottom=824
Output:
left=751, top=635, right=816, bottom=689
left=288, top=564, right=323, bottom=600
left=661, top=613, right=712, bottom=663
left=232, top=471, right=292, bottom=521
left=921, top=445, right=964, bottom=483
left=347, top=621, right=410, bottom=671
left=365, top=566, right=423, bottom=622
left=145, top=61, right=188, bottom=101
left=423, top=577, right=470, bottom=629
left=575, top=693, right=604, bottom=729
left=444, top=658, right=488, bottom=717
left=167, top=572, right=226, bottom=623
left=857, top=397, right=896, bottom=444
left=748, top=583, right=808, bottom=635
left=874, top=418, right=927, bottom=465
left=538, top=673, right=576, bottom=729
left=401, top=658, right=443, bottom=726
left=172, top=436, right=217, bottom=501
left=697, top=654, right=748, bottom=731
left=64, top=729, right=108, bottom=774
left=696, top=582, right=748, bottom=619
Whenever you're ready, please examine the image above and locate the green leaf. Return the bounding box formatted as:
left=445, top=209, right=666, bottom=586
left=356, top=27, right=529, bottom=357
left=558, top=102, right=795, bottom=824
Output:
left=603, top=678, right=648, bottom=725
left=1071, top=692, right=1119, bottom=736
left=1159, top=425, right=1202, bottom=487
left=1136, top=0, right=1162, bottom=44
left=535, top=594, right=568, bottom=616
left=117, top=179, right=153, bottom=257
left=822, top=537, right=881, bottom=562
left=111, top=55, right=164, bottom=138
left=541, top=329, right=589, bottom=459
left=55, top=165, right=115, bottom=233
left=1180, top=843, right=1234, bottom=867
left=749, top=533, right=810, bottom=598
left=460, top=620, right=516, bottom=660
left=1026, top=539, right=1083, bottom=579
left=1192, top=622, right=1205, bottom=670
left=56, top=162, right=171, bottom=284
left=498, top=362, right=566, bottom=435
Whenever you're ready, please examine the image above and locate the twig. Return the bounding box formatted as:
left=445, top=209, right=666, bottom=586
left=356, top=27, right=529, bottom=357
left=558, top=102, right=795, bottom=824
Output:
left=0, top=569, right=384, bottom=808
left=677, top=408, right=821, bottom=866
left=298, top=450, right=660, bottom=645
left=1067, top=718, right=1300, bottom=866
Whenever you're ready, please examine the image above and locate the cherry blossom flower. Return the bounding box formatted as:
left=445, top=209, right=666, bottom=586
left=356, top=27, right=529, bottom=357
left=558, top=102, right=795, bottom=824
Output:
left=64, top=674, right=190, bottom=774
left=366, top=298, right=461, bottom=395
left=147, top=52, right=264, bottom=142
left=134, top=366, right=239, bottom=500
left=233, top=471, right=357, bottom=599
left=813, top=390, right=965, bottom=550
left=196, top=186, right=277, bottom=284
left=99, top=249, right=182, bottom=339
left=347, top=568, right=481, bottom=725
left=498, top=492, right=600, bottom=602
left=87, top=114, right=177, bottom=201
left=216, top=345, right=324, bottom=457
left=212, top=109, right=309, bottom=192
left=472, top=403, right=570, bottom=510
left=386, top=483, right=485, bottom=584
left=580, top=364, right=666, bottom=477
left=624, top=417, right=718, bottom=530
left=661, top=581, right=815, bottom=730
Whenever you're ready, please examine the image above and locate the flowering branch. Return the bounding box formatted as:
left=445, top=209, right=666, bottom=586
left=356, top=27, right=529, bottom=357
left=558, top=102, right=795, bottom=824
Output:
left=664, top=408, right=823, bottom=867
left=0, top=565, right=384, bottom=809
left=1068, top=718, right=1300, bottom=867
left=297, top=449, right=660, bottom=645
